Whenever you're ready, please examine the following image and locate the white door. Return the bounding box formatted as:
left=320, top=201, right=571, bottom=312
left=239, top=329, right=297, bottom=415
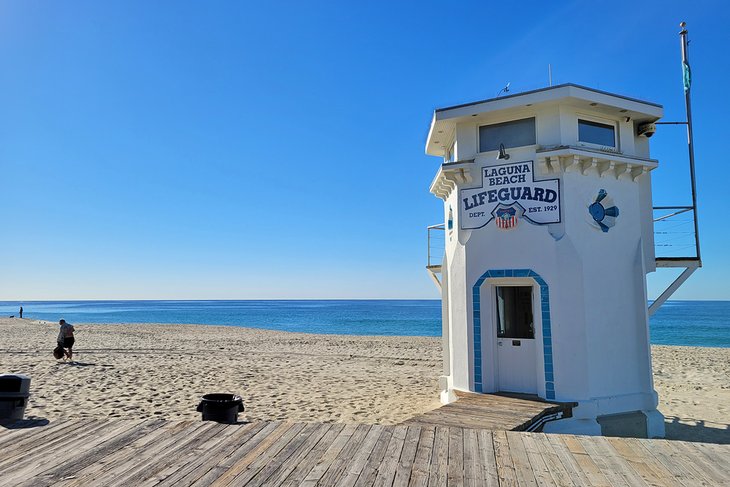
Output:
left=495, top=286, right=538, bottom=394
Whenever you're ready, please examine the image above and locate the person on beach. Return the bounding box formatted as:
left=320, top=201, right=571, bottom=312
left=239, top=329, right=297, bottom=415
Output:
left=57, top=319, right=75, bottom=361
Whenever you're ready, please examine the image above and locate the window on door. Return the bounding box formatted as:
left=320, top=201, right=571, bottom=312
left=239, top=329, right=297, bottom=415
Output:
left=496, top=286, right=534, bottom=338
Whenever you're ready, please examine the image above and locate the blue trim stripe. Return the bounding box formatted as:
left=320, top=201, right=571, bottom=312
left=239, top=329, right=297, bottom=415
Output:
left=472, top=269, right=555, bottom=400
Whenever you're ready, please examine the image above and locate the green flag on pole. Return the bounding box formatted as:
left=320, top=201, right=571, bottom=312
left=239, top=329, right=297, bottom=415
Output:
left=682, top=61, right=691, bottom=93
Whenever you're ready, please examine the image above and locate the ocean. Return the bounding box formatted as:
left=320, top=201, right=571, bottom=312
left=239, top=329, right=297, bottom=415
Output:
left=1, top=300, right=728, bottom=347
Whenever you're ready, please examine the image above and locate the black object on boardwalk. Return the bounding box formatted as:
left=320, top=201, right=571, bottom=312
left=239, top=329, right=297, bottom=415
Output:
left=197, top=393, right=244, bottom=424
left=0, top=375, right=31, bottom=421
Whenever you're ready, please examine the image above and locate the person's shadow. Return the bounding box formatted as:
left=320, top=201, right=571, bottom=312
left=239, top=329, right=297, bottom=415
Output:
left=58, top=361, right=97, bottom=367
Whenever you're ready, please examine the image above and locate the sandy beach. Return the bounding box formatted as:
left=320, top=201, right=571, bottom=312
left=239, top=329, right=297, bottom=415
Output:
left=1, top=318, right=727, bottom=444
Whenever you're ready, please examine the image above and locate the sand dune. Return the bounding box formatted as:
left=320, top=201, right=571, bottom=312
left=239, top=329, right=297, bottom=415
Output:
left=1, top=318, right=727, bottom=444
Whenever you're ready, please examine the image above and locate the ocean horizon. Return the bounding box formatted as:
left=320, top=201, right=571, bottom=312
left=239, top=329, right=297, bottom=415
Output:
left=1, top=299, right=728, bottom=348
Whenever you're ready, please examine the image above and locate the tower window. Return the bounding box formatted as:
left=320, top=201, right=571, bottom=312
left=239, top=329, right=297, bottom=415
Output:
left=578, top=119, right=616, bottom=148
left=479, top=118, right=536, bottom=153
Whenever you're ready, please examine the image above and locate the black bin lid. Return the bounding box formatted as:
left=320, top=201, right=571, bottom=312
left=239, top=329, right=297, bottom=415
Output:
left=0, top=376, right=22, bottom=393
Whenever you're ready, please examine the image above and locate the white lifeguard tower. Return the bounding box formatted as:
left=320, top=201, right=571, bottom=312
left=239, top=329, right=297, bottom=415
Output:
left=425, top=83, right=700, bottom=438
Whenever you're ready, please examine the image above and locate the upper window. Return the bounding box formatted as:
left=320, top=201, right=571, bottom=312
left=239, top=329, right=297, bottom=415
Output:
left=578, top=119, right=616, bottom=148
left=479, top=117, right=536, bottom=153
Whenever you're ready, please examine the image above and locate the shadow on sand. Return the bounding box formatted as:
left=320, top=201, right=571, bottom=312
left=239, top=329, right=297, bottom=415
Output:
left=665, top=416, right=730, bottom=444
left=0, top=417, right=50, bottom=429
left=57, top=361, right=99, bottom=367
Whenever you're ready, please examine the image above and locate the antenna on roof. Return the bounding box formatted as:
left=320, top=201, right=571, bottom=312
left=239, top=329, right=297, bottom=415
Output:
left=548, top=64, right=553, bottom=87
left=496, top=82, right=510, bottom=97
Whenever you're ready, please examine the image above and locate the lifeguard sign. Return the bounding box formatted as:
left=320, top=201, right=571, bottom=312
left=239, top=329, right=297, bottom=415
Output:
left=460, top=160, right=560, bottom=229
left=426, top=84, right=667, bottom=439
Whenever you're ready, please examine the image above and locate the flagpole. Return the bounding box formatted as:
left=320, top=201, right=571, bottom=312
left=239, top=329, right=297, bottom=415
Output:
left=680, top=21, right=702, bottom=265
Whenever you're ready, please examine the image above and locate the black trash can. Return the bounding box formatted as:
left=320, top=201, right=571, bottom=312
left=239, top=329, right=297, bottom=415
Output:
left=0, top=374, right=31, bottom=421
left=196, top=393, right=244, bottom=424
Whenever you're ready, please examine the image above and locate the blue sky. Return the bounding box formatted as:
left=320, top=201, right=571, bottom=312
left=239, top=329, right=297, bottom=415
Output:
left=1, top=1, right=728, bottom=300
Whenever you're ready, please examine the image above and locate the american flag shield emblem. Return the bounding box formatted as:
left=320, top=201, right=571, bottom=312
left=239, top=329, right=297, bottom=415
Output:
left=495, top=207, right=518, bottom=229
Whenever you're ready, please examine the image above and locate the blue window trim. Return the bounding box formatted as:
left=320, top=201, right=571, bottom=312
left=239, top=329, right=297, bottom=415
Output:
left=472, top=269, right=555, bottom=400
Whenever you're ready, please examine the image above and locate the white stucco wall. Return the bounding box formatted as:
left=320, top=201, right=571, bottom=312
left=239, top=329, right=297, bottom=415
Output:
left=435, top=96, right=662, bottom=432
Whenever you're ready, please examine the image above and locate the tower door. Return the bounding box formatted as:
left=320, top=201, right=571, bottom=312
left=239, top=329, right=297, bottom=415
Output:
left=495, top=286, right=537, bottom=394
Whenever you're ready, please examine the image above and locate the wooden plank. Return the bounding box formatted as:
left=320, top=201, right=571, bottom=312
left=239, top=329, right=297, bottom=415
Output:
left=492, top=430, right=518, bottom=487
left=20, top=419, right=163, bottom=486
left=0, top=419, right=86, bottom=467
left=337, top=424, right=385, bottom=487
left=2, top=420, right=120, bottom=486
left=64, top=420, right=199, bottom=487
left=278, top=423, right=344, bottom=487
left=630, top=439, right=686, bottom=487
left=476, top=430, right=500, bottom=487
left=520, top=433, right=563, bottom=487
left=560, top=435, right=612, bottom=487
left=665, top=440, right=729, bottom=486
left=407, top=426, right=435, bottom=487
left=426, top=426, right=449, bottom=487
left=528, top=433, right=576, bottom=487
left=299, top=423, right=359, bottom=486
left=657, top=439, right=720, bottom=487
left=545, top=433, right=592, bottom=487
left=693, top=442, right=730, bottom=472
left=209, top=421, right=295, bottom=487
left=242, top=422, right=324, bottom=487
left=625, top=438, right=699, bottom=487
left=223, top=421, right=308, bottom=486
left=0, top=419, right=48, bottom=442
left=682, top=441, right=730, bottom=481
left=146, top=422, right=260, bottom=487
left=446, top=427, right=464, bottom=487
left=87, top=421, right=217, bottom=486
left=391, top=425, right=420, bottom=487
left=372, top=425, right=408, bottom=487
left=506, top=431, right=538, bottom=487
left=111, top=421, right=228, bottom=486
left=404, top=393, right=566, bottom=431
left=263, top=422, right=334, bottom=487
left=352, top=425, right=393, bottom=487
left=595, top=437, right=654, bottom=487
left=602, top=436, right=675, bottom=487
left=4, top=417, right=726, bottom=487
left=577, top=436, right=633, bottom=487
left=317, top=423, right=374, bottom=487
left=0, top=419, right=111, bottom=478
left=190, top=421, right=276, bottom=487
left=462, top=428, right=481, bottom=487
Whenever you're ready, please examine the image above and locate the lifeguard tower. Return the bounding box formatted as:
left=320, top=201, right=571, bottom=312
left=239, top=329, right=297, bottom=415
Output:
left=425, top=82, right=699, bottom=438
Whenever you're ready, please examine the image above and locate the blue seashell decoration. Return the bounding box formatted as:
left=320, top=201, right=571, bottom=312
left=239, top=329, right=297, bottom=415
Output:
left=588, top=189, right=619, bottom=232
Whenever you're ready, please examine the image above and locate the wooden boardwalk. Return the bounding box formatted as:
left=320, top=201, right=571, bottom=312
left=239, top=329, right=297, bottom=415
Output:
left=2, top=418, right=729, bottom=486
left=403, top=392, right=574, bottom=431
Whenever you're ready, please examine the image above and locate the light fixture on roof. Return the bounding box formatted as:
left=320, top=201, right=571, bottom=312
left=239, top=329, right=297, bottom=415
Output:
left=497, top=143, right=510, bottom=160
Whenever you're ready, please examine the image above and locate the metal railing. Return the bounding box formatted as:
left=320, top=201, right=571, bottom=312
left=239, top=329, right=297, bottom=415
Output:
left=427, top=224, right=445, bottom=268
left=426, top=207, right=699, bottom=267
left=653, top=206, right=699, bottom=260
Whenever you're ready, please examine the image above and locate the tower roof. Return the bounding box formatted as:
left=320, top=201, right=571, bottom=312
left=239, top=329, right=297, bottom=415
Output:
left=426, top=84, right=663, bottom=157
